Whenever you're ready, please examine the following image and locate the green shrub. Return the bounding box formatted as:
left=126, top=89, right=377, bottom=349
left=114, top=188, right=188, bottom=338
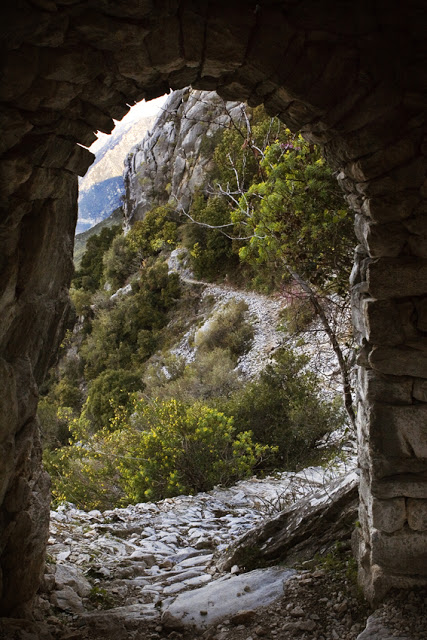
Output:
left=102, top=234, right=137, bottom=290
left=143, top=348, right=240, bottom=403
left=184, top=193, right=240, bottom=281
left=195, top=300, right=254, bottom=360
left=80, top=263, right=180, bottom=380
left=221, top=346, right=345, bottom=469
left=73, top=225, right=121, bottom=292
left=126, top=205, right=178, bottom=256
left=117, top=399, right=275, bottom=501
left=51, top=377, right=82, bottom=411
left=84, top=368, right=142, bottom=430
left=43, top=416, right=126, bottom=510
left=38, top=398, right=72, bottom=450
left=44, top=398, right=276, bottom=509
left=70, top=287, right=93, bottom=317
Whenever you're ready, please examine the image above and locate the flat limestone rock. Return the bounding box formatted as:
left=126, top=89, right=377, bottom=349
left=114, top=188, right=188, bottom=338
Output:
left=219, top=472, right=359, bottom=572
left=162, top=566, right=295, bottom=629
left=54, top=563, right=91, bottom=597
left=356, top=613, right=410, bottom=640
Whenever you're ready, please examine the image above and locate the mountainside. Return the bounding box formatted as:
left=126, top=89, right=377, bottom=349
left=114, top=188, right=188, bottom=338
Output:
left=79, top=114, right=156, bottom=192
left=123, top=88, right=243, bottom=225
left=31, top=88, right=373, bottom=640
left=77, top=112, right=156, bottom=233
left=74, top=207, right=123, bottom=267
left=77, top=177, right=124, bottom=234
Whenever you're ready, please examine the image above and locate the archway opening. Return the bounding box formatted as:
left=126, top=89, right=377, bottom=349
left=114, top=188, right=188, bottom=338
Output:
left=1, top=0, right=426, bottom=620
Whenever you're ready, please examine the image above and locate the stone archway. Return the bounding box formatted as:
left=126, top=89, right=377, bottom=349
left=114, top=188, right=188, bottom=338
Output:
left=1, top=0, right=426, bottom=616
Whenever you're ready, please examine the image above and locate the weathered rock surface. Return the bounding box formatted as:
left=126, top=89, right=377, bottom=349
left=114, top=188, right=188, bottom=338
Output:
left=219, top=472, right=359, bottom=572
left=37, top=459, right=353, bottom=630
left=163, top=567, right=296, bottom=629
left=123, top=88, right=243, bottom=225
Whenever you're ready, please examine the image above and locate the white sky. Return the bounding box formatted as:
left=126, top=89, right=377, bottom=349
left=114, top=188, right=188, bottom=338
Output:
left=89, top=94, right=168, bottom=153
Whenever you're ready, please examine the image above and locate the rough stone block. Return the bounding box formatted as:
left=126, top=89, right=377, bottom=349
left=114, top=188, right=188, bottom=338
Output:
left=369, top=345, right=427, bottom=378
left=25, top=11, right=68, bottom=48
left=73, top=10, right=148, bottom=50
left=357, top=367, right=413, bottom=405
left=356, top=157, right=426, bottom=197
left=81, top=101, right=115, bottom=134
left=39, top=79, right=83, bottom=110
left=145, top=16, right=184, bottom=74
left=370, top=403, right=427, bottom=459
left=371, top=528, right=427, bottom=575
left=16, top=167, right=58, bottom=200
left=0, top=153, right=33, bottom=197
left=203, top=8, right=255, bottom=77
left=360, top=298, right=404, bottom=345
left=372, top=473, right=427, bottom=500
left=0, top=107, right=33, bottom=156
left=354, top=215, right=406, bottom=258
left=361, top=192, right=420, bottom=224
left=407, top=499, right=427, bottom=530
left=114, top=46, right=155, bottom=84
left=181, top=6, right=207, bottom=67
left=366, top=257, right=427, bottom=299
left=87, top=0, right=152, bottom=19
left=64, top=145, right=95, bottom=176
left=413, top=379, right=427, bottom=402
left=415, top=297, right=427, bottom=332
left=348, top=137, right=416, bottom=182
left=0, top=46, right=39, bottom=102
left=396, top=300, right=420, bottom=341
left=408, top=234, right=427, bottom=258
left=22, top=134, right=75, bottom=170
left=359, top=472, right=406, bottom=533
left=371, top=497, right=406, bottom=533
left=402, top=212, right=427, bottom=236
left=372, top=455, right=427, bottom=480
left=40, top=47, right=102, bottom=84
left=168, top=67, right=200, bottom=91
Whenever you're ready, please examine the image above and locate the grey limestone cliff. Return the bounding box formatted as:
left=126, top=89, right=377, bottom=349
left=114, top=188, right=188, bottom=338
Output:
left=123, top=88, right=243, bottom=225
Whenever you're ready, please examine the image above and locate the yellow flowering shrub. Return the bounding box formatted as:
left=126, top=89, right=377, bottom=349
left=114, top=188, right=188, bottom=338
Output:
left=44, top=398, right=276, bottom=509
left=118, top=398, right=276, bottom=502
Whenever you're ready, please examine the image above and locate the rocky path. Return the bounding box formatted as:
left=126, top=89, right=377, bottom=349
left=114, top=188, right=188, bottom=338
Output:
left=31, top=460, right=357, bottom=636
left=43, top=463, right=348, bottom=620
left=167, top=249, right=350, bottom=394
left=3, top=453, right=425, bottom=640
left=168, top=249, right=285, bottom=379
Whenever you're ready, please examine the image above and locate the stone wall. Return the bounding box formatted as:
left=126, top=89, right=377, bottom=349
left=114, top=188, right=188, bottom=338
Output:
left=0, top=0, right=426, bottom=615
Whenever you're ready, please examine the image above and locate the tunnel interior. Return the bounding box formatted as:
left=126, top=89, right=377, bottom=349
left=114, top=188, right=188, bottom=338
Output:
left=0, top=0, right=426, bottom=616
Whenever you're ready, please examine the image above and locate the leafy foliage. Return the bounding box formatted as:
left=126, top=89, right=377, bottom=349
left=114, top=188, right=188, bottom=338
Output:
left=126, top=205, right=178, bottom=256
left=185, top=193, right=239, bottom=281
left=118, top=399, right=275, bottom=500
left=84, top=369, right=142, bottom=431
left=44, top=399, right=275, bottom=509
left=80, top=262, right=180, bottom=380
left=232, top=135, right=354, bottom=296
left=221, top=346, right=345, bottom=469
left=143, top=348, right=240, bottom=404
left=194, top=300, right=254, bottom=360
left=73, top=225, right=121, bottom=292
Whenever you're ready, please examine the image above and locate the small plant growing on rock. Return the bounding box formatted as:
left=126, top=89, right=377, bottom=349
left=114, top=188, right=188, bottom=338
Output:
left=88, top=586, right=115, bottom=610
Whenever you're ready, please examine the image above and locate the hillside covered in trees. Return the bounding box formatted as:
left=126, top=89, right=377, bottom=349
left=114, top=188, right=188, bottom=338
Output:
left=39, top=90, right=355, bottom=511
